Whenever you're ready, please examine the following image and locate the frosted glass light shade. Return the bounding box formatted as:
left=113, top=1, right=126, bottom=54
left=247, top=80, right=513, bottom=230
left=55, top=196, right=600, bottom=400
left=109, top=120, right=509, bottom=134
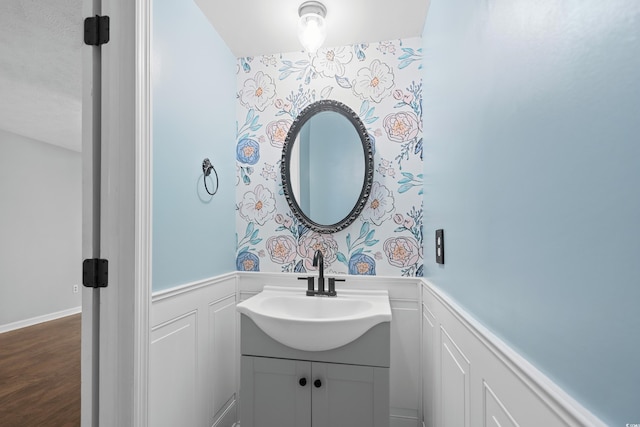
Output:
left=298, top=1, right=327, bottom=53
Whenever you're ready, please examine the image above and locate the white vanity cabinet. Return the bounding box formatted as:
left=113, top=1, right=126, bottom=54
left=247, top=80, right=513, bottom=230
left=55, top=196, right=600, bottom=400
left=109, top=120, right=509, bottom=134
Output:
left=240, top=315, right=390, bottom=427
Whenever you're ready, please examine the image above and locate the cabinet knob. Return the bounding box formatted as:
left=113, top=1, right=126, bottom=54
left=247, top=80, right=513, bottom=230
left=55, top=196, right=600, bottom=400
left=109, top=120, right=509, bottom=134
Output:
left=314, top=379, right=322, bottom=388
left=299, top=378, right=307, bottom=387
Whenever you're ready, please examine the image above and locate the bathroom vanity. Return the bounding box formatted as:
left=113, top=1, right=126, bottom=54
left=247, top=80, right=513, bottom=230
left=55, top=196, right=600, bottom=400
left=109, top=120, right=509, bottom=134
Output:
left=237, top=286, right=391, bottom=427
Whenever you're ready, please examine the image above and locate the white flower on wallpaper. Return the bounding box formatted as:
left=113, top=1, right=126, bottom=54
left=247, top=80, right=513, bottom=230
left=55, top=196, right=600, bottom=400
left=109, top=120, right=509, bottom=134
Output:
left=297, top=232, right=339, bottom=271
left=265, top=235, right=298, bottom=264
left=383, top=111, right=421, bottom=143
left=239, top=71, right=276, bottom=112
left=383, top=236, right=421, bottom=268
left=352, top=59, right=395, bottom=103
left=312, top=47, right=354, bottom=78
left=360, top=181, right=395, bottom=226
left=265, top=119, right=292, bottom=149
left=238, top=184, right=276, bottom=225
left=235, top=38, right=424, bottom=277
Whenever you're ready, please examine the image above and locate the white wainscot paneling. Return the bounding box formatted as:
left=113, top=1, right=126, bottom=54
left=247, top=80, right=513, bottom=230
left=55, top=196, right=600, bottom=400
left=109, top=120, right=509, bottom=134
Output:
left=420, top=280, right=607, bottom=427
left=483, top=381, right=519, bottom=427
left=148, top=273, right=609, bottom=427
left=149, top=312, right=198, bottom=427
left=151, top=274, right=238, bottom=427
left=390, top=298, right=421, bottom=427
left=421, top=304, right=436, bottom=427
left=439, top=327, right=470, bottom=427
left=209, top=294, right=238, bottom=426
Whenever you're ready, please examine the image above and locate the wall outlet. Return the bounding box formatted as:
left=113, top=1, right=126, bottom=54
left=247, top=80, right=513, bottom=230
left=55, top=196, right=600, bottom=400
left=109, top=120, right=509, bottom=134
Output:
left=435, top=229, right=445, bottom=264
left=73, top=284, right=79, bottom=293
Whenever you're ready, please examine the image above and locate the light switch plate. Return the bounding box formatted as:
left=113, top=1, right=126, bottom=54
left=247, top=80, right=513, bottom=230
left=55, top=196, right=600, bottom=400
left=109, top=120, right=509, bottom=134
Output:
left=435, top=229, right=444, bottom=264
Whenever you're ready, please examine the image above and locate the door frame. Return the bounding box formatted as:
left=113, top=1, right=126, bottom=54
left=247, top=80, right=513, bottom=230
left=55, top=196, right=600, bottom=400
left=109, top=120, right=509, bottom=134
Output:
left=81, top=0, right=152, bottom=425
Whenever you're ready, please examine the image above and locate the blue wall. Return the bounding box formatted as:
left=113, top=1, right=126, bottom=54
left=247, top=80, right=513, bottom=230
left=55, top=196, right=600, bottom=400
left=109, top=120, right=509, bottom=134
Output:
left=152, top=0, right=236, bottom=291
left=422, top=0, right=640, bottom=424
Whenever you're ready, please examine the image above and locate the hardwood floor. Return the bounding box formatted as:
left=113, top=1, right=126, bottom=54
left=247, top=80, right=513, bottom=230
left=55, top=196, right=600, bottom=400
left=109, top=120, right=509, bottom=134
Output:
left=0, top=314, right=80, bottom=426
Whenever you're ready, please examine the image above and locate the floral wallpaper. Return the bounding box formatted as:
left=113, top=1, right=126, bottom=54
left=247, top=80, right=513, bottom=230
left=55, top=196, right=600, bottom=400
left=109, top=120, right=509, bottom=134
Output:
left=235, top=38, right=424, bottom=277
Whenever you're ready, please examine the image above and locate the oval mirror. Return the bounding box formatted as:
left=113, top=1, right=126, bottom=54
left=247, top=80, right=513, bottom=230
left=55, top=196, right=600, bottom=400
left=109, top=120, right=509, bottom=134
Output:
left=281, top=100, right=374, bottom=233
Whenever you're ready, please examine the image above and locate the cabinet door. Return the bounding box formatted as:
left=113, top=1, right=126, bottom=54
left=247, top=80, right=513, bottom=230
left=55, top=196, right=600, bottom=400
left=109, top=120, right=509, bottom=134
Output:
left=241, top=356, right=311, bottom=427
left=312, top=362, right=389, bottom=427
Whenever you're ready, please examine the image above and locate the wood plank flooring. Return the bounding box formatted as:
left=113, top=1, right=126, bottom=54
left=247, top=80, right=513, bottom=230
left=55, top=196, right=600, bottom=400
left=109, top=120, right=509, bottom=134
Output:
left=0, top=314, right=80, bottom=426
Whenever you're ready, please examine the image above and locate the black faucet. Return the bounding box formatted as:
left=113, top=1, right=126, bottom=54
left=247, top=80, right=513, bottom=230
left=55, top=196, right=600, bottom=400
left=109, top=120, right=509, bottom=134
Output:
left=298, top=249, right=342, bottom=296
left=312, top=249, right=325, bottom=294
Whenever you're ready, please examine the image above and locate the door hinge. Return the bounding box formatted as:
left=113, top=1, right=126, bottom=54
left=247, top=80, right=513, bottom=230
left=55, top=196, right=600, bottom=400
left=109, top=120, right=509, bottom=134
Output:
left=83, top=259, right=109, bottom=288
left=84, top=15, right=110, bottom=46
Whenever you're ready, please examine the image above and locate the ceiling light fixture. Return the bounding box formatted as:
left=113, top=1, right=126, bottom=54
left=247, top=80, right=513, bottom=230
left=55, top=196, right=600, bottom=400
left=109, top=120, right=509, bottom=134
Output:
left=298, top=1, right=327, bottom=53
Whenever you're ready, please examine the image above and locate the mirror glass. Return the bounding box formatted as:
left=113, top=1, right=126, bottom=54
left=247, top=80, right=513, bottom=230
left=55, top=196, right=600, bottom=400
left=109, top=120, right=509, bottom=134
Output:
left=281, top=100, right=374, bottom=234
left=292, top=111, right=364, bottom=225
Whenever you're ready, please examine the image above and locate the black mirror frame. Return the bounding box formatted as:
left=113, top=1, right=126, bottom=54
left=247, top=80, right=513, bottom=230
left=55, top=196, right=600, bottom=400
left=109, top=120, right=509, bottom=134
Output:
left=281, top=99, right=374, bottom=234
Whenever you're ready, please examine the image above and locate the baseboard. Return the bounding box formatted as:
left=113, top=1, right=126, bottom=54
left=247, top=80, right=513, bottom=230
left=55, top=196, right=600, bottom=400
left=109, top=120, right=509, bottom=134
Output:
left=0, top=306, right=81, bottom=334
left=236, top=417, right=415, bottom=427
left=390, top=415, right=421, bottom=427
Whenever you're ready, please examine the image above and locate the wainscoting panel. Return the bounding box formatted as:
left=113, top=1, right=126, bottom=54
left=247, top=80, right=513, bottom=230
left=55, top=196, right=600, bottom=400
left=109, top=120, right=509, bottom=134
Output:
left=422, top=304, right=437, bottom=427
left=421, top=279, right=607, bottom=427
left=208, top=294, right=237, bottom=424
left=151, top=273, right=238, bottom=427
left=440, top=327, right=470, bottom=427
left=148, top=274, right=606, bottom=427
left=149, top=312, right=198, bottom=427
left=389, top=299, right=421, bottom=427
left=483, top=381, right=519, bottom=427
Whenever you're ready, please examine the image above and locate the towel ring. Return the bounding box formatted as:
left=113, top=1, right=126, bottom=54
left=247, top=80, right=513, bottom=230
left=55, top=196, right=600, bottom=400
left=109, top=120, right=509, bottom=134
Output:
left=202, top=158, right=219, bottom=196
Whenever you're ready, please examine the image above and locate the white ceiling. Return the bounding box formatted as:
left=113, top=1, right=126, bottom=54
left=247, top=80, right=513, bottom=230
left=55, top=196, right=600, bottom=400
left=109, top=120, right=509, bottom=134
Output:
left=0, top=0, right=429, bottom=152
left=195, top=0, right=430, bottom=57
left=0, top=0, right=83, bottom=152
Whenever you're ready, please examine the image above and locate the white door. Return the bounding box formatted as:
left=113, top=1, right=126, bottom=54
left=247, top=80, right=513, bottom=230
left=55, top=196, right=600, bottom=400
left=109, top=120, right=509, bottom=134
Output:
left=81, top=0, right=151, bottom=425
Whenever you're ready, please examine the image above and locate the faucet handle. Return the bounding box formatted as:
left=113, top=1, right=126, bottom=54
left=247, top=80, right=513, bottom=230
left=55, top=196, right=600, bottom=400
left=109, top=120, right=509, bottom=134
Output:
left=298, top=276, right=316, bottom=296
left=327, top=277, right=345, bottom=296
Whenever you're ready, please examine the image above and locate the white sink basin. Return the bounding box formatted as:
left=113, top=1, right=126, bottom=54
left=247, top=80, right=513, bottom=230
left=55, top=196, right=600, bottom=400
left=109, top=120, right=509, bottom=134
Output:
left=236, top=285, right=391, bottom=351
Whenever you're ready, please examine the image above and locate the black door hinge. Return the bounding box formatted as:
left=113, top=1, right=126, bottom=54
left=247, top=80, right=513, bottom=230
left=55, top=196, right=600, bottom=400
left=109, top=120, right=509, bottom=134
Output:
left=84, top=15, right=110, bottom=46
left=83, top=259, right=109, bottom=288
